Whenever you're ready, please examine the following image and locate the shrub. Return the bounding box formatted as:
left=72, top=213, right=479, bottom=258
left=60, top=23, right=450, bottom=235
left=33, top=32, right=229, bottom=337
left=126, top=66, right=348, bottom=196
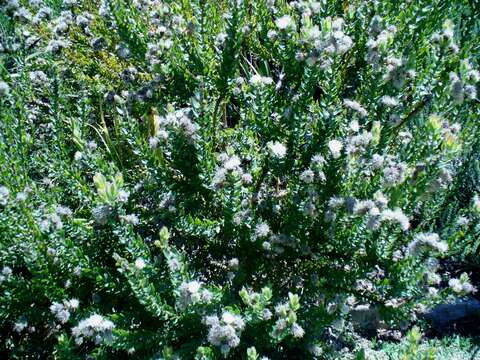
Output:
left=0, top=0, right=479, bottom=358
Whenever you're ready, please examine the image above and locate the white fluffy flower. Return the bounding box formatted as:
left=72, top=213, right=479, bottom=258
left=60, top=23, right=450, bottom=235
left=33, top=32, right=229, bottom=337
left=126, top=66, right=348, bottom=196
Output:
left=13, top=320, right=28, bottom=333
left=300, top=169, right=315, bottom=183
left=222, top=311, right=236, bottom=324
left=72, top=314, right=114, bottom=345
left=117, top=189, right=130, bottom=202
left=177, top=280, right=203, bottom=310
left=275, top=15, right=294, bottom=30
left=381, top=208, right=410, bottom=231
left=0, top=81, right=10, bottom=96
left=205, top=312, right=245, bottom=355
left=255, top=222, right=271, bottom=239
left=120, top=214, right=140, bottom=225
left=0, top=186, right=10, bottom=206
left=349, top=120, right=360, bottom=132
left=407, top=233, right=448, bottom=255
left=223, top=155, right=241, bottom=170
left=134, top=258, right=146, bottom=270
left=249, top=75, right=273, bottom=86
left=343, top=99, right=368, bottom=117
left=328, top=139, right=343, bottom=159
left=149, top=136, right=159, bottom=149
left=291, top=323, right=305, bottom=338
left=448, top=278, right=463, bottom=293
left=380, top=95, right=399, bottom=107
left=267, top=141, right=287, bottom=159
left=241, top=173, right=253, bottom=184
left=448, top=274, right=475, bottom=294
left=67, top=299, right=80, bottom=310
left=473, top=195, right=480, bottom=212
left=187, top=281, right=201, bottom=293
left=50, top=302, right=71, bottom=323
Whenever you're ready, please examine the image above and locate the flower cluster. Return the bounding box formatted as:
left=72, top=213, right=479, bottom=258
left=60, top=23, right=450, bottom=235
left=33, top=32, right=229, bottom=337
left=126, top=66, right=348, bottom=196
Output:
left=407, top=233, right=448, bottom=256
left=448, top=274, right=476, bottom=295
left=71, top=314, right=115, bottom=345
left=50, top=299, right=79, bottom=324
left=177, top=280, right=212, bottom=310
left=205, top=312, right=245, bottom=355
left=271, top=293, right=304, bottom=341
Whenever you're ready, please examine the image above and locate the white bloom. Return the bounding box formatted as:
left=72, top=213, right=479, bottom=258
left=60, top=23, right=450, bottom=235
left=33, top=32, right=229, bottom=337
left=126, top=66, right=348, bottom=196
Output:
left=205, top=312, right=245, bottom=354
left=300, top=169, right=315, bottom=183
left=56, top=206, right=72, bottom=217
left=349, top=120, right=360, bottom=132
left=328, top=139, right=343, bottom=159
left=0, top=186, right=10, bottom=206
left=92, top=205, right=113, bottom=225
left=473, top=195, right=480, bottom=212
left=29, top=70, right=49, bottom=86
left=249, top=74, right=263, bottom=85
left=467, top=69, right=480, bottom=83
left=267, top=141, right=287, bottom=159
left=249, top=75, right=273, bottom=86
left=462, top=282, right=475, bottom=294
left=134, top=258, right=146, bottom=270
left=343, top=99, right=368, bottom=117
left=267, top=29, right=277, bottom=40
left=177, top=280, right=203, bottom=310
left=187, top=281, right=201, bottom=293
left=328, top=197, right=345, bottom=209
left=72, top=314, right=114, bottom=345
left=0, top=81, right=9, bottom=96
left=117, top=189, right=130, bottom=202
left=261, top=76, right=273, bottom=85
left=222, top=311, right=236, bottom=325
left=309, top=344, right=323, bottom=356
left=241, top=173, right=253, bottom=184
left=228, top=258, right=239, bottom=270
left=201, top=289, right=213, bottom=303
left=223, top=155, right=241, bottom=170
left=120, top=214, right=140, bottom=225
left=383, top=161, right=407, bottom=187
left=464, top=85, right=477, bottom=100
left=291, top=323, right=305, bottom=338
left=149, top=137, right=159, bottom=149
left=50, top=302, right=71, bottom=323
left=255, top=223, right=271, bottom=239
left=2, top=266, right=12, bottom=277
left=262, top=309, right=273, bottom=320
left=380, top=95, right=399, bottom=107
left=311, top=154, right=326, bottom=167
left=167, top=258, right=181, bottom=272
left=448, top=278, right=463, bottom=293
left=381, top=208, right=410, bottom=231
left=87, top=141, right=98, bottom=151
left=407, top=233, right=448, bottom=255
left=390, top=250, right=402, bottom=262
left=16, top=192, right=27, bottom=202
left=67, top=299, right=80, bottom=310
left=275, top=15, right=294, bottom=30
left=448, top=274, right=475, bottom=294
left=428, top=287, right=439, bottom=296
left=13, top=320, right=28, bottom=333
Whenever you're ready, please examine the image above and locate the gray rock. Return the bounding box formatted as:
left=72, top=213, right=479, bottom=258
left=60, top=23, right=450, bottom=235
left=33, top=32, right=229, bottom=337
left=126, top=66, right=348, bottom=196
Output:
left=351, top=304, right=381, bottom=331
left=425, top=298, right=480, bottom=333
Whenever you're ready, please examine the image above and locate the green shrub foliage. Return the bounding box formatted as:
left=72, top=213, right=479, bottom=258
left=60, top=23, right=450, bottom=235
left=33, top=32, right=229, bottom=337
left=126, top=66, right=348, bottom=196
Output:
left=0, top=0, right=479, bottom=358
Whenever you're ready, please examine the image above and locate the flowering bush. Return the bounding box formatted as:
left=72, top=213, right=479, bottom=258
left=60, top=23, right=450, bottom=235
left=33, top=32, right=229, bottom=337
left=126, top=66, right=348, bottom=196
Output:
left=0, top=0, right=479, bottom=358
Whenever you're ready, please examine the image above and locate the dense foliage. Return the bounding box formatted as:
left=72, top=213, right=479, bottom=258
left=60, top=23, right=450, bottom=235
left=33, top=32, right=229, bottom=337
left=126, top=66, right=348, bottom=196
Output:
left=0, top=0, right=479, bottom=358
